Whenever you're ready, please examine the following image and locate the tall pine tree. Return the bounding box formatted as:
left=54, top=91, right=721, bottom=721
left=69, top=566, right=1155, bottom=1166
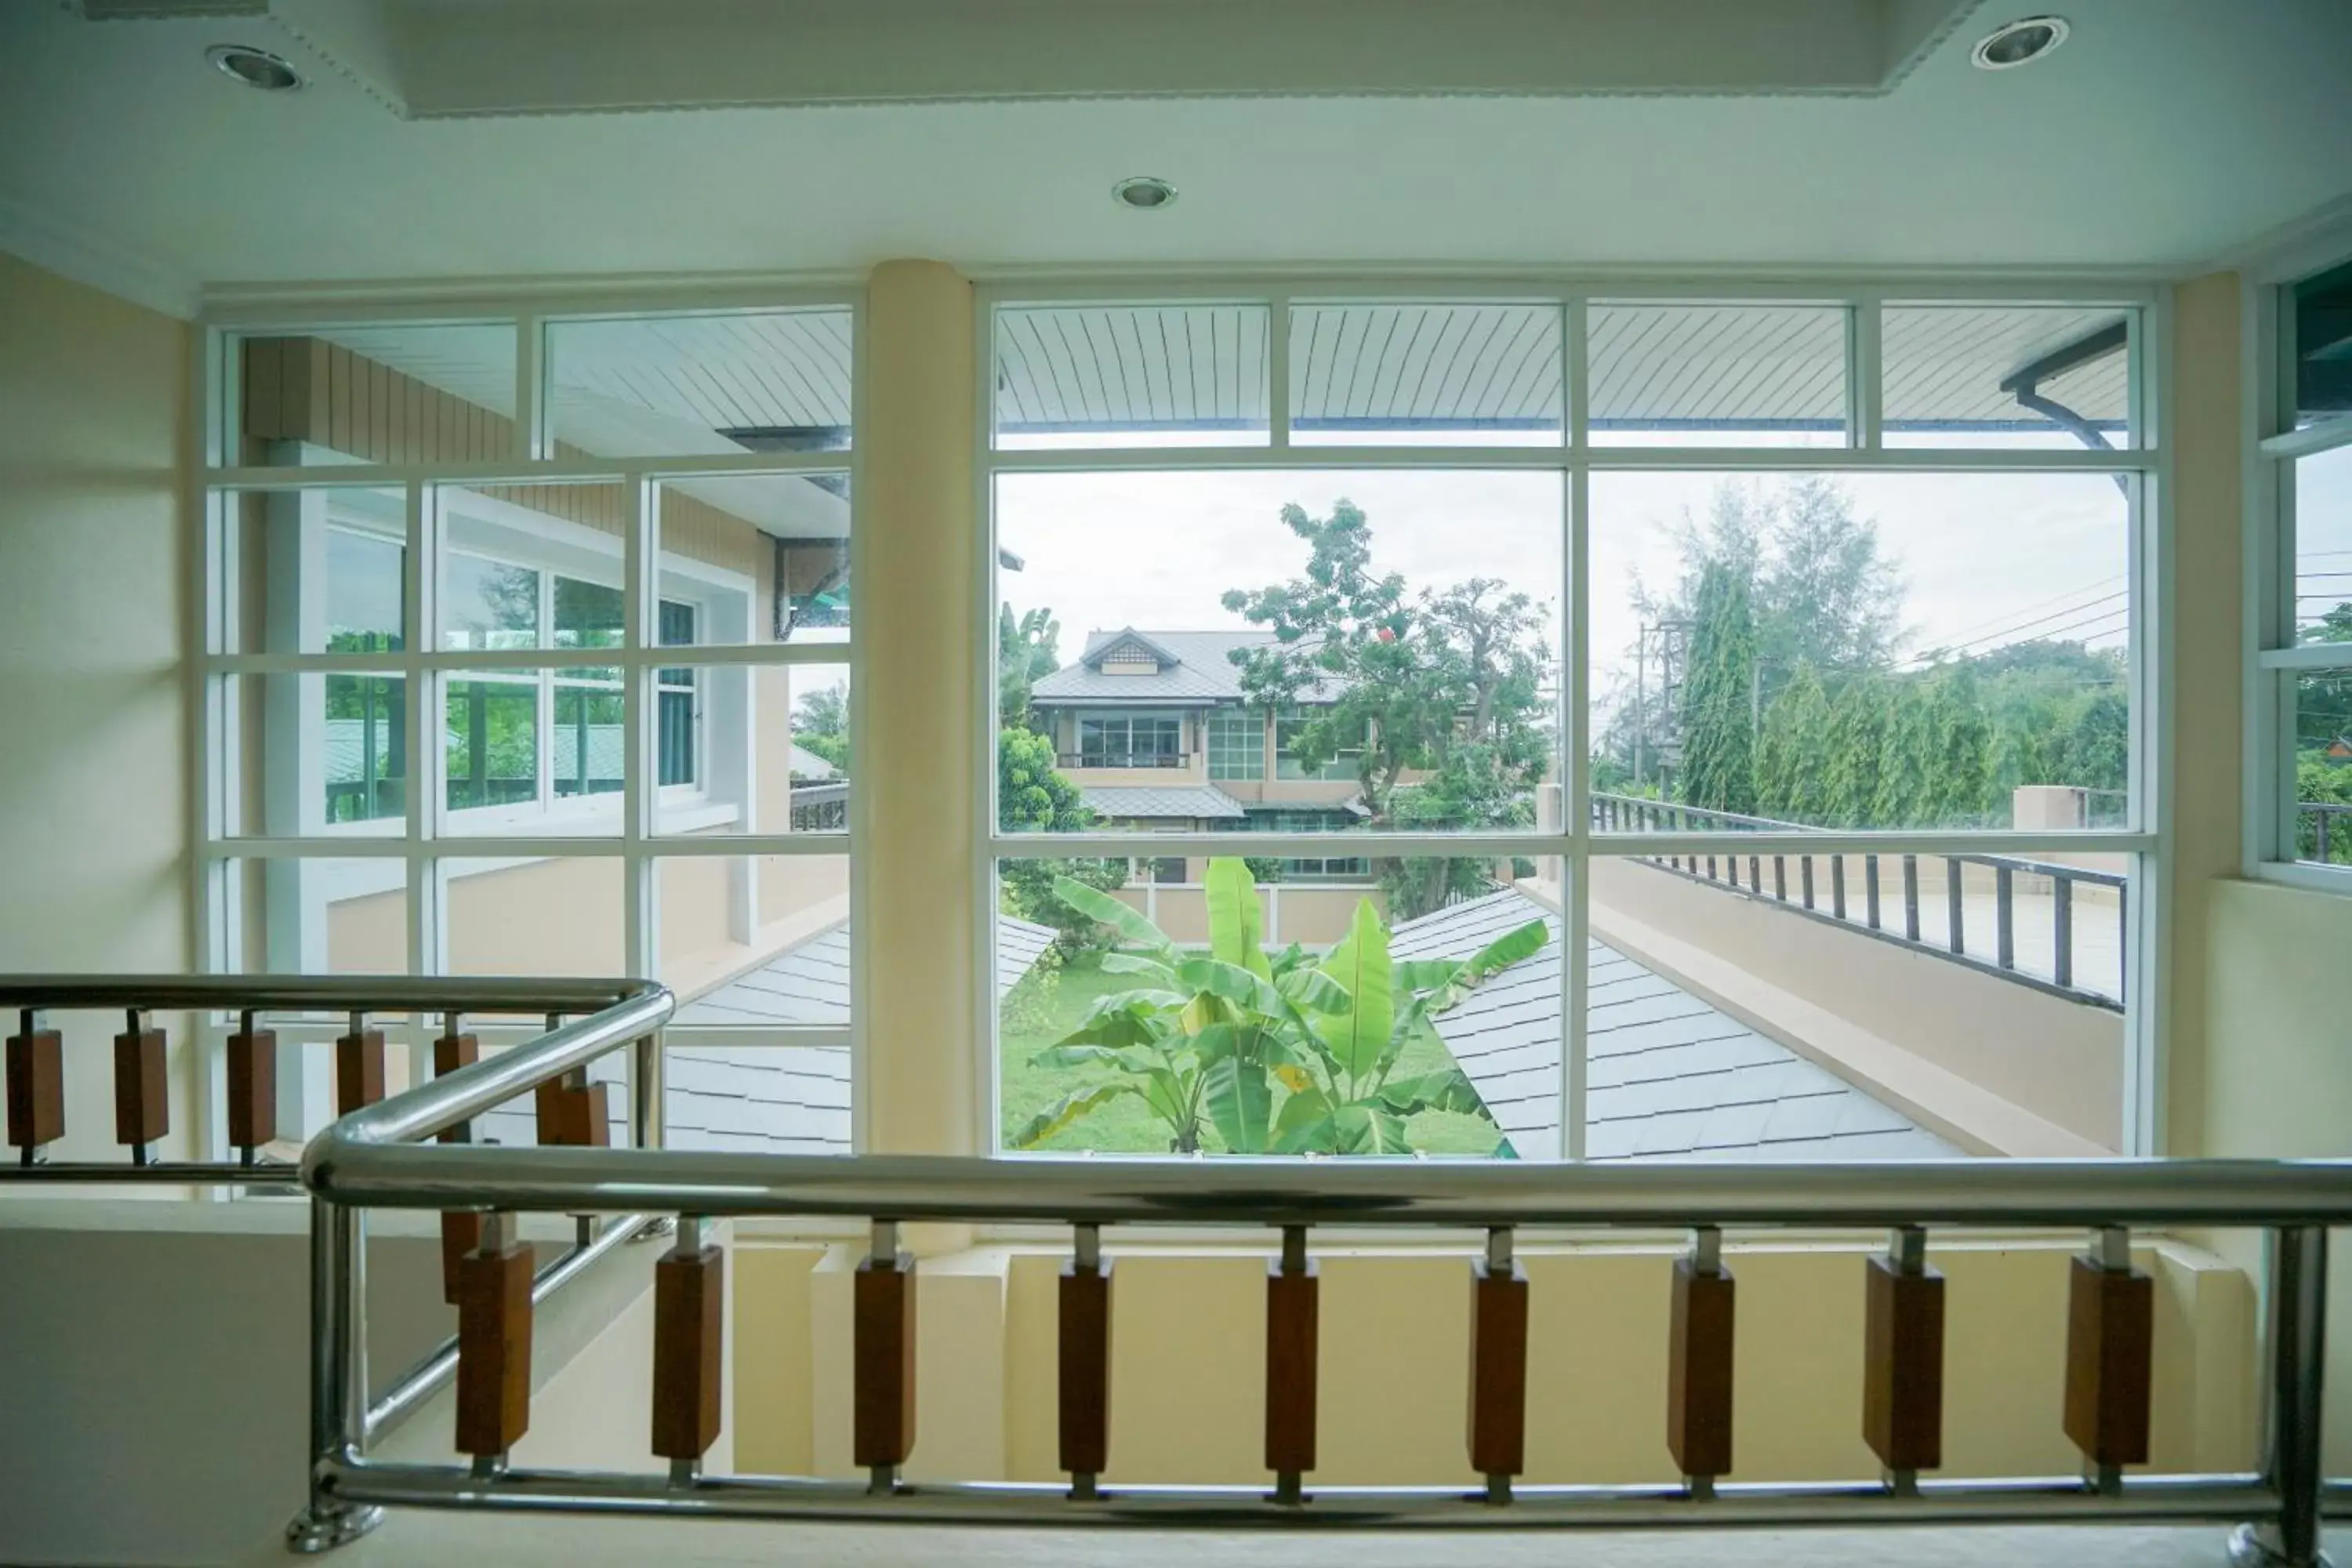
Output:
left=1678, top=560, right=1758, bottom=815
left=1755, top=662, right=1831, bottom=823
left=1820, top=677, right=1889, bottom=828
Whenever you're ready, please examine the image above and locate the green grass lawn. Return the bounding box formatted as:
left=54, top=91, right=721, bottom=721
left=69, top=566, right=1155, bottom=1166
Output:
left=997, top=949, right=1507, bottom=1156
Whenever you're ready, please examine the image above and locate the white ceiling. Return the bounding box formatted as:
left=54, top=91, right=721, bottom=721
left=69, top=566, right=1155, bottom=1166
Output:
left=2, top=0, right=2350, bottom=316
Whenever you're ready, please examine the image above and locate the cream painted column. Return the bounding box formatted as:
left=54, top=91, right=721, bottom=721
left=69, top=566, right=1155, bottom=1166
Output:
left=855, top=260, right=981, bottom=1156
left=2161, top=272, right=2243, bottom=1158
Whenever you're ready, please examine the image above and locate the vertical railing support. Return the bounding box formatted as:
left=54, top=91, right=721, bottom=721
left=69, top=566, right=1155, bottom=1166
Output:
left=1865, top=855, right=1882, bottom=931
left=652, top=1216, right=724, bottom=1486
left=1266, top=1225, right=1319, bottom=1506
left=1831, top=856, right=1847, bottom=922
left=1061, top=1222, right=1112, bottom=1500
left=456, top=1210, right=534, bottom=1474
left=2231, top=1227, right=2329, bottom=1568
left=1995, top=865, right=2016, bottom=971
left=285, top=1199, right=383, bottom=1552
left=1945, top=860, right=1966, bottom=956
left=1468, top=1226, right=1528, bottom=1504
left=7, top=1007, right=64, bottom=1166
left=336, top=1011, right=385, bottom=1117
left=2064, top=1225, right=2151, bottom=1497
left=115, top=1007, right=166, bottom=1163
left=1668, top=1225, right=1735, bottom=1498
left=434, top=1014, right=483, bottom=1303
left=2053, top=877, right=2075, bottom=991
left=855, top=1218, right=916, bottom=1494
left=1801, top=857, right=1815, bottom=910
left=1902, top=855, right=1922, bottom=942
left=226, top=1008, right=277, bottom=1165
left=1864, top=1225, right=1944, bottom=1496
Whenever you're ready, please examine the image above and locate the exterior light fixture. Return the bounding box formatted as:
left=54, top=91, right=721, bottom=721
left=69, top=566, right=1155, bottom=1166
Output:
left=1112, top=176, right=1178, bottom=212
left=206, top=44, right=303, bottom=92
left=1970, top=16, right=2070, bottom=70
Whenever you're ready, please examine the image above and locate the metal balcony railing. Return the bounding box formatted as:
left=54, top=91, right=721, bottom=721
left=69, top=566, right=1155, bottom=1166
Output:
left=1591, top=793, right=2129, bottom=1008
left=2302, top=801, right=2352, bottom=866
left=11, top=975, right=2351, bottom=1568
left=1058, top=751, right=1187, bottom=769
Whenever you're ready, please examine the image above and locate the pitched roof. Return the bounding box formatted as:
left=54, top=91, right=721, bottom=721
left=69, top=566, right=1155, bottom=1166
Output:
left=1080, top=783, right=1247, bottom=822
left=1029, top=628, right=1342, bottom=705
left=1391, top=889, right=1958, bottom=1163
left=477, top=915, right=1056, bottom=1154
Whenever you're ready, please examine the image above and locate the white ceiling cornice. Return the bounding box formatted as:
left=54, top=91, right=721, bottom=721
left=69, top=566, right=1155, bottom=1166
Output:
left=0, top=187, right=198, bottom=318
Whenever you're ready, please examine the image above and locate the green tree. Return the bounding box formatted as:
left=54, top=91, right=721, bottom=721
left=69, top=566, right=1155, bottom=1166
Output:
left=791, top=682, right=850, bottom=771
left=1926, top=669, right=1995, bottom=826
left=1678, top=560, right=1757, bottom=815
left=2058, top=691, right=2131, bottom=797
left=1755, top=662, right=1830, bottom=822
left=1820, top=677, right=1888, bottom=828
left=998, top=604, right=1062, bottom=730
left=995, top=726, right=1126, bottom=951
left=1872, top=681, right=1936, bottom=826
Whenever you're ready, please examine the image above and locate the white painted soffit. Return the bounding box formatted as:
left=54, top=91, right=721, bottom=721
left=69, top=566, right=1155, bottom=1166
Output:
left=256, top=0, right=1980, bottom=118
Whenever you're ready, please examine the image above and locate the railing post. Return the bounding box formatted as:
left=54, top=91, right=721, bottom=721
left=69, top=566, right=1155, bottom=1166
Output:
left=1668, top=1225, right=1734, bottom=1498
left=1831, top=857, right=1847, bottom=922
left=632, top=1030, right=666, bottom=1152
left=1747, top=855, right=1761, bottom=895
left=226, top=1008, right=277, bottom=1166
left=2232, top=1227, right=2329, bottom=1568
left=855, top=1218, right=916, bottom=1493
left=1995, top=865, right=2016, bottom=971
left=2053, top=877, right=2075, bottom=990
left=1903, top=855, right=1921, bottom=942
left=652, top=1215, right=724, bottom=1486
left=285, top=1199, right=383, bottom=1552
left=6, top=1007, right=64, bottom=1166
left=114, top=1007, right=166, bottom=1164
left=434, top=1014, right=484, bottom=1303
left=1945, top=859, right=1966, bottom=956
left=2064, top=1225, right=2151, bottom=1497
left=455, top=1210, right=534, bottom=1474
left=1801, top=857, right=1815, bottom=910
left=1773, top=855, right=1787, bottom=902
left=1062, top=1222, right=1112, bottom=1500
left=1865, top=855, right=1882, bottom=931
left=1266, top=1224, right=1318, bottom=1506
left=335, top=1011, right=386, bottom=1117
left=1863, top=1225, right=1944, bottom=1496
left=1468, top=1226, right=1527, bottom=1504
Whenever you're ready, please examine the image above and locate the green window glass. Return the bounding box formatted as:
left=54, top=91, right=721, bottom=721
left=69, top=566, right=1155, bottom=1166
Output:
left=1207, top=708, right=1264, bottom=780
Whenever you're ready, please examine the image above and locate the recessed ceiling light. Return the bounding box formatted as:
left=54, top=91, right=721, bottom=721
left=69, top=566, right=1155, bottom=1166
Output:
left=1112, top=176, right=1178, bottom=212
left=1970, top=16, right=2069, bottom=70
left=206, top=44, right=303, bottom=93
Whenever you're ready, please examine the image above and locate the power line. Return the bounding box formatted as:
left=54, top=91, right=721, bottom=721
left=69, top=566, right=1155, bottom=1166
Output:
left=1904, top=572, right=2127, bottom=661
left=1915, top=591, right=2129, bottom=662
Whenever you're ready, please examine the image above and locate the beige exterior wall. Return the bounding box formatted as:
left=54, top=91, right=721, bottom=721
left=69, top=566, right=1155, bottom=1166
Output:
left=0, top=252, right=196, bottom=1163
left=1106, top=880, right=1383, bottom=948
left=735, top=1233, right=2255, bottom=1488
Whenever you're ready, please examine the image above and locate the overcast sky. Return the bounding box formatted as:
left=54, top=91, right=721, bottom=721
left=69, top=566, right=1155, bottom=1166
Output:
left=995, top=443, right=2169, bottom=726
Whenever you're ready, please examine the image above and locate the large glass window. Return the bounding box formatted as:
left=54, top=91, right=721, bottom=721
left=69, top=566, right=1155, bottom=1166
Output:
left=203, top=303, right=859, bottom=1152
left=989, top=291, right=2152, bottom=1163
left=2259, top=256, right=2352, bottom=880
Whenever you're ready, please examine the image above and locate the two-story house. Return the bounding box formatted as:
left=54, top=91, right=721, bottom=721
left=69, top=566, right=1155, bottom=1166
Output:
left=1026, top=628, right=1377, bottom=881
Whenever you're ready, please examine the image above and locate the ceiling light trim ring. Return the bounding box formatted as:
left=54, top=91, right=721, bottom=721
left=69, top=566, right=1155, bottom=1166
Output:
left=206, top=43, right=304, bottom=93
left=1970, top=16, right=2071, bottom=71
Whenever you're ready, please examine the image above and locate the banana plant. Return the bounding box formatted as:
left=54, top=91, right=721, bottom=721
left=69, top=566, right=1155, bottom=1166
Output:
left=1011, top=858, right=1546, bottom=1156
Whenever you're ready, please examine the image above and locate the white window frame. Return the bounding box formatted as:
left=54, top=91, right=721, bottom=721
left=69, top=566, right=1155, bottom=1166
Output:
left=2244, top=226, right=2352, bottom=896
left=194, top=296, right=864, bottom=1152
left=977, top=278, right=2168, bottom=1160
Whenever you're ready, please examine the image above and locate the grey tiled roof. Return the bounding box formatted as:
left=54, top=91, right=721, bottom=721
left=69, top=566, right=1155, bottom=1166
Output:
left=1391, top=889, right=1959, bottom=1163
left=476, top=916, right=1056, bottom=1154
left=1029, top=628, right=1343, bottom=706
left=1080, top=783, right=1248, bottom=822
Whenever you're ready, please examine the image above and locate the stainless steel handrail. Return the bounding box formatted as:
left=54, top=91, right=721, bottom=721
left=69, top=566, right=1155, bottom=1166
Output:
left=301, top=1145, right=2352, bottom=1228
left=0, top=975, right=659, bottom=1011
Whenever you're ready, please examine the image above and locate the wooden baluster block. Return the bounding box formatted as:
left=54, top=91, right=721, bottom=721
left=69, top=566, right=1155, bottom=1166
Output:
left=1862, top=1253, right=1945, bottom=1475
left=434, top=1031, right=480, bottom=1145
left=535, top=1078, right=612, bottom=1148
left=455, top=1229, right=535, bottom=1458
left=652, top=1237, right=726, bottom=1463
left=2063, top=1254, right=2154, bottom=1469
left=1467, top=1258, right=1528, bottom=1481
left=1059, top=1258, right=1113, bottom=1480
left=225, top=1027, right=277, bottom=1152
left=114, top=1021, right=168, bottom=1149
left=441, top=1211, right=484, bottom=1305
left=853, top=1250, right=917, bottom=1469
left=1265, top=1256, right=1319, bottom=1484
left=5, top=1024, right=64, bottom=1154
left=335, top=1027, right=386, bottom=1116
left=1668, top=1256, right=1737, bottom=1481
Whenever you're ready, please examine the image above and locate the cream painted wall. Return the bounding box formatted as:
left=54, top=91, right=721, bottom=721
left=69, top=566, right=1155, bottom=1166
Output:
left=0, top=251, right=194, bottom=1161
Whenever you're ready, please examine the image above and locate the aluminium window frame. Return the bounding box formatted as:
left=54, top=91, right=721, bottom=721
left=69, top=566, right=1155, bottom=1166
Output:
left=975, top=275, right=2169, bottom=1162
left=192, top=292, right=866, bottom=1159
left=2243, top=224, right=2352, bottom=896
